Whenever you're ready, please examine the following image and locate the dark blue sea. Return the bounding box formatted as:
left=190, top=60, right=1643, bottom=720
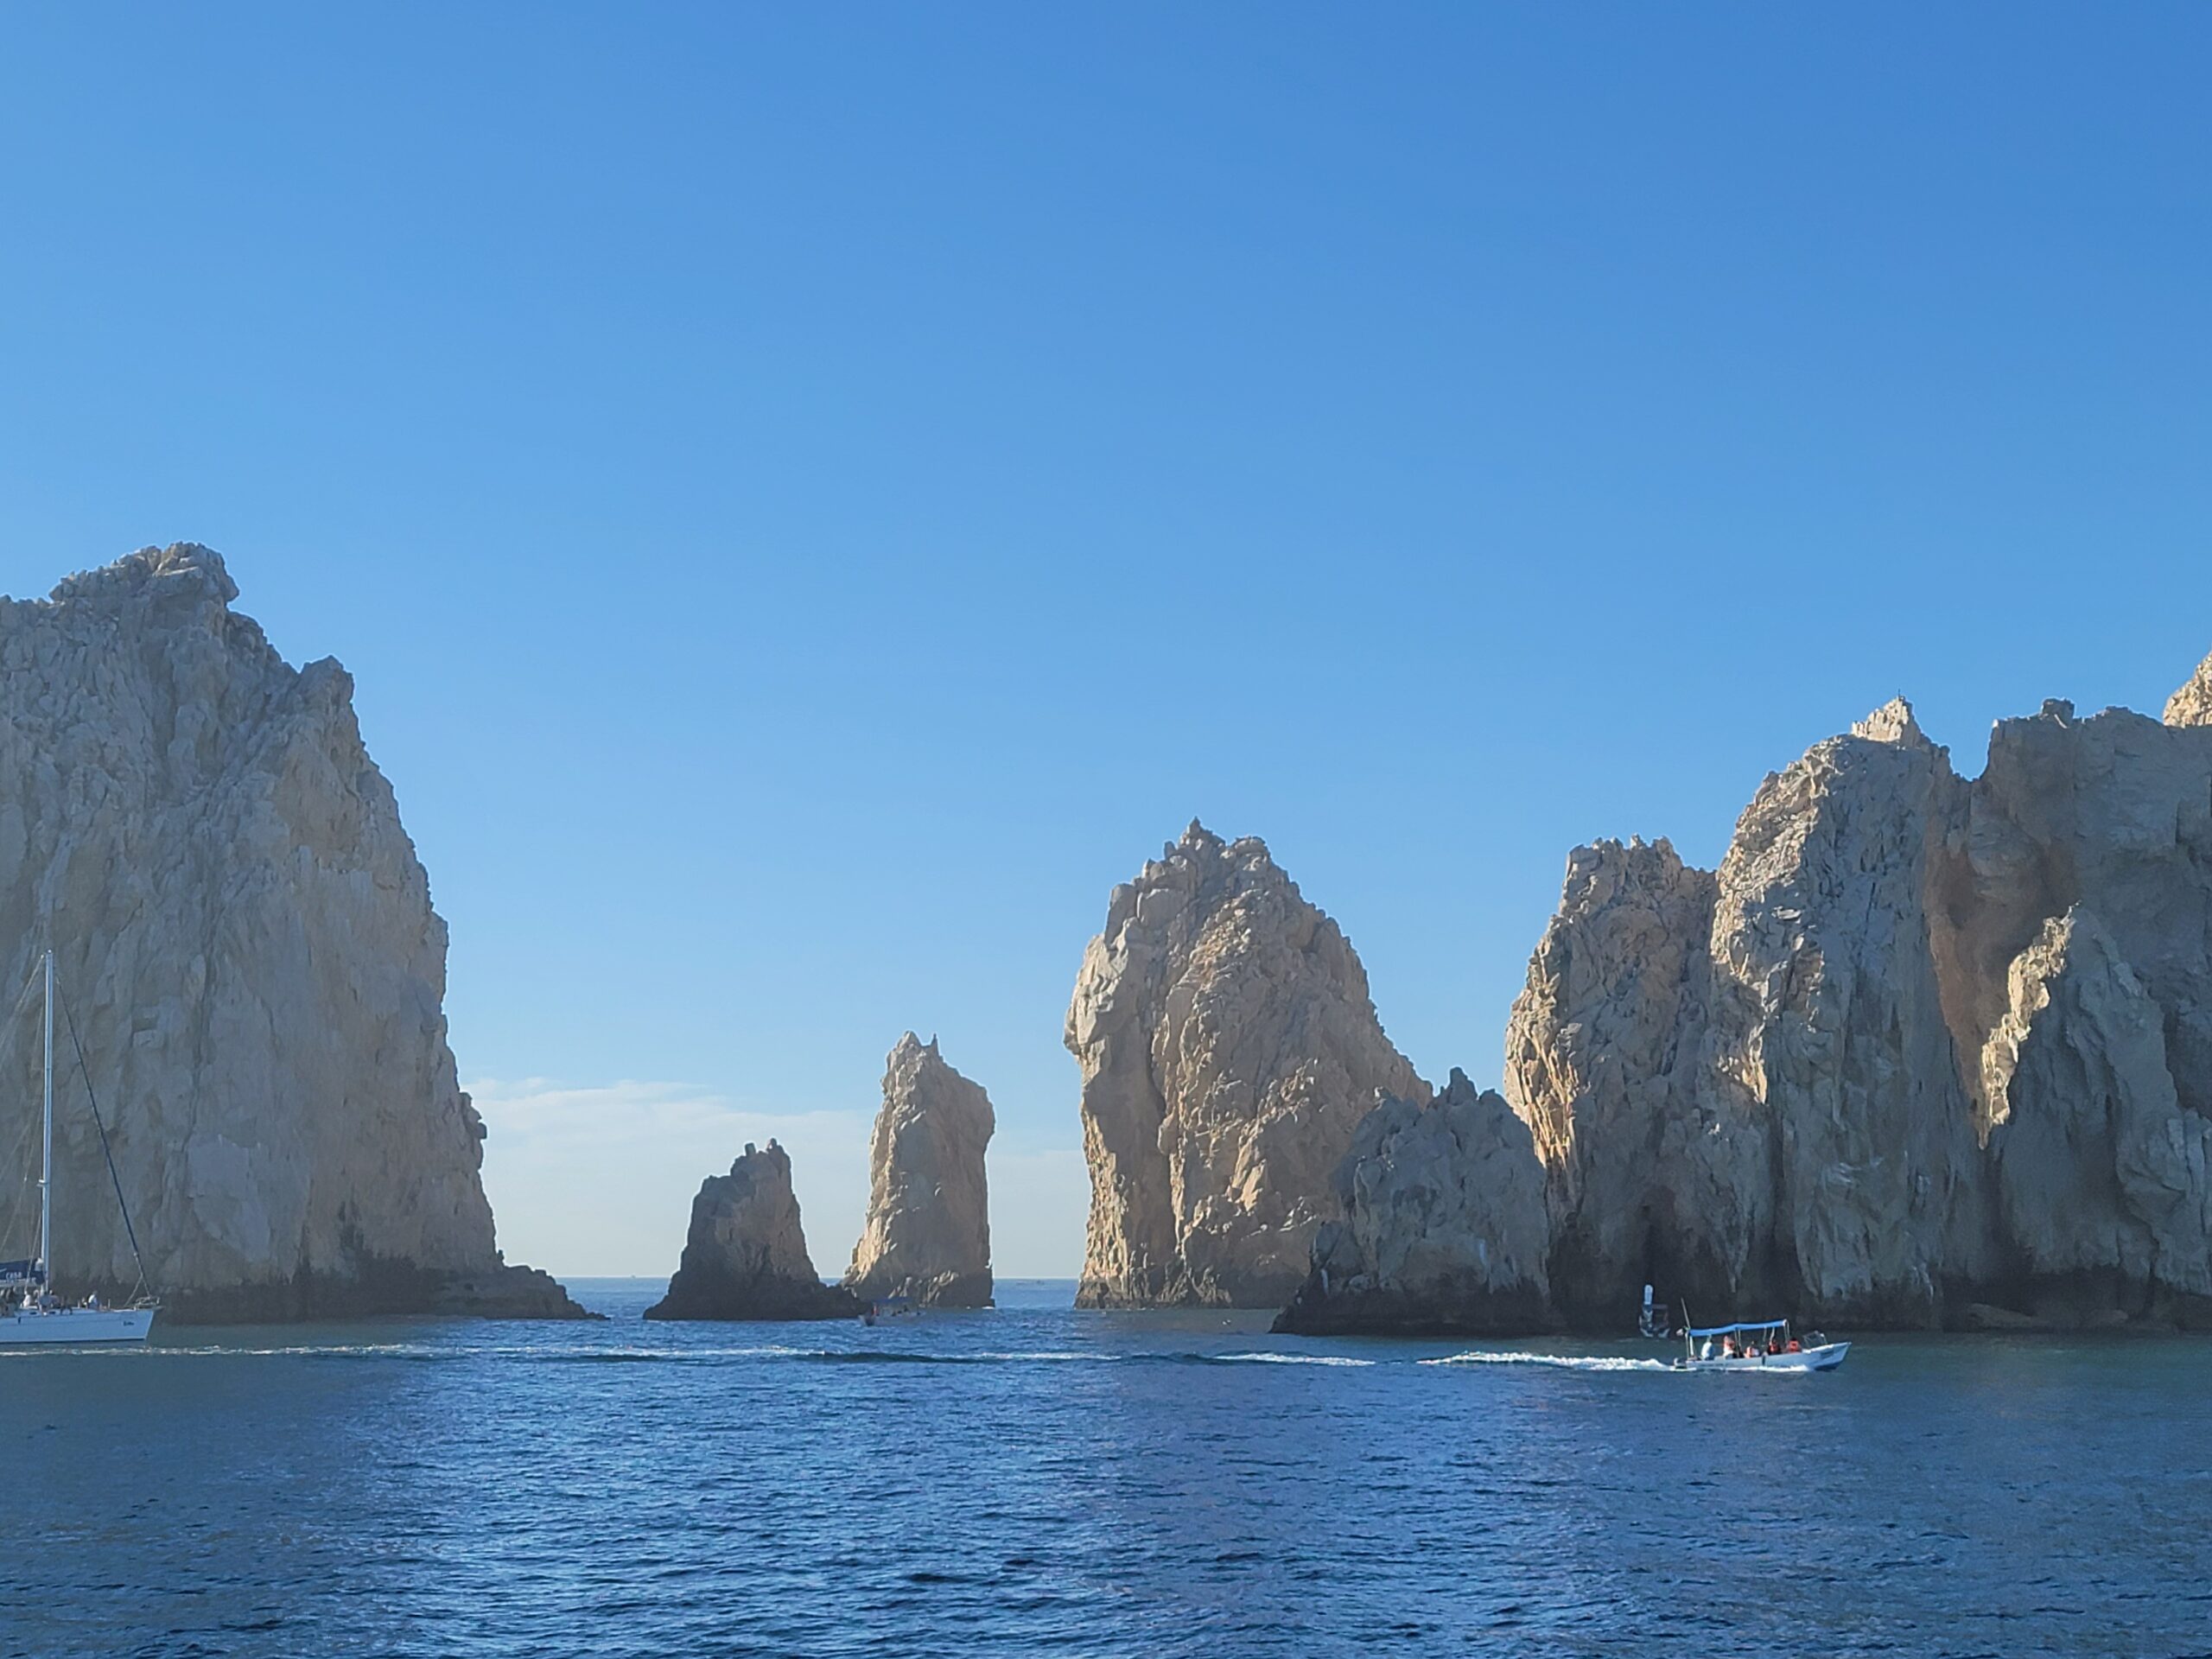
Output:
left=3, top=1278, right=2209, bottom=1658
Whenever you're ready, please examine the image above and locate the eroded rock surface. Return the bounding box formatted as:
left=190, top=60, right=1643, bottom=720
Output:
left=1069, top=822, right=1427, bottom=1307
left=1503, top=836, right=1719, bottom=1319
left=646, top=1141, right=860, bottom=1320
left=1274, top=1071, right=1551, bottom=1335
left=845, top=1033, right=995, bottom=1307
left=1491, top=673, right=2212, bottom=1332
left=0, top=545, right=584, bottom=1320
left=2163, top=649, right=2212, bottom=727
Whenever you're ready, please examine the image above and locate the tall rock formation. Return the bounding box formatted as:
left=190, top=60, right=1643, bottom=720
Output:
left=1493, top=680, right=2212, bottom=1332
left=1068, top=822, right=1427, bottom=1307
left=1980, top=908, right=2212, bottom=1307
left=1502, top=836, right=1720, bottom=1319
left=0, top=545, right=582, bottom=1320
left=2163, top=649, right=2212, bottom=728
left=1274, top=1071, right=1551, bottom=1335
left=844, top=1033, right=995, bottom=1308
left=646, top=1140, right=860, bottom=1321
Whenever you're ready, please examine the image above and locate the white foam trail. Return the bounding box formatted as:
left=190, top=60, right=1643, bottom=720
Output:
left=1216, top=1351, right=1376, bottom=1367
left=1422, top=1351, right=1672, bottom=1372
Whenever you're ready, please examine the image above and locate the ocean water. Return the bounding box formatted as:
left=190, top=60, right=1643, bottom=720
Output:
left=3, top=1279, right=2209, bottom=1659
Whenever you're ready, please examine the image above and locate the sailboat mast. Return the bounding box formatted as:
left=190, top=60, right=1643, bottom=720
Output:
left=39, top=949, right=53, bottom=1287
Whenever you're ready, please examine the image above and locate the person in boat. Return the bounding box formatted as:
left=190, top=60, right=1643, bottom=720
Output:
left=1699, top=1336, right=1717, bottom=1360
left=1721, top=1335, right=1738, bottom=1357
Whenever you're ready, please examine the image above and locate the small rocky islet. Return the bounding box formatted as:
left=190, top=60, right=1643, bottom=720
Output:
left=14, top=542, right=2212, bottom=1336
left=645, top=1033, right=996, bottom=1320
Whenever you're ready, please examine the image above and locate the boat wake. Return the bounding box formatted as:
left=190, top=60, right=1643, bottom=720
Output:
left=1422, top=1351, right=1673, bottom=1373
left=4, top=1341, right=1392, bottom=1369
left=1208, top=1351, right=1375, bottom=1367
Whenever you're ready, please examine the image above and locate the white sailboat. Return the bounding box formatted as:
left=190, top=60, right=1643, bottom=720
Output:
left=2, top=950, right=156, bottom=1345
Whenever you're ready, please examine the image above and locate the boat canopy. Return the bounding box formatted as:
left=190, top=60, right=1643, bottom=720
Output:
left=1685, top=1319, right=1789, bottom=1338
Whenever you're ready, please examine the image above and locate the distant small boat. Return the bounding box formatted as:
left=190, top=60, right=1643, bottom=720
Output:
left=1671, top=1317, right=1847, bottom=1373
left=860, top=1296, right=919, bottom=1327
left=1636, top=1283, right=1669, bottom=1339
left=2, top=950, right=157, bottom=1346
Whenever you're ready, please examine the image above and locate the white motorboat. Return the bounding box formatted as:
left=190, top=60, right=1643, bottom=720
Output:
left=1671, top=1317, right=1847, bottom=1373
left=2, top=950, right=158, bottom=1346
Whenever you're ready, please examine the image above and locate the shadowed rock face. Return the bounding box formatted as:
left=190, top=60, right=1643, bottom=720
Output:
left=646, top=1141, right=860, bottom=1321
left=1502, top=836, right=1721, bottom=1321
left=1068, top=822, right=1427, bottom=1308
left=1274, top=1071, right=1551, bottom=1337
left=1496, top=681, right=2212, bottom=1333
left=0, top=545, right=583, bottom=1321
left=845, top=1034, right=995, bottom=1308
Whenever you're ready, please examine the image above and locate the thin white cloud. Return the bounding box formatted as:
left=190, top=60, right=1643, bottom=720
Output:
left=467, top=1076, right=869, bottom=1280
left=467, top=1077, right=1090, bottom=1282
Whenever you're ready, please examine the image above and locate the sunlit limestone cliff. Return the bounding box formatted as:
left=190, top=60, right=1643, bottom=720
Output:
left=1274, top=1070, right=1552, bottom=1336
left=0, top=544, right=582, bottom=1320
left=1313, top=664, right=2212, bottom=1336
left=844, top=1033, right=995, bottom=1308
left=1068, top=823, right=1427, bottom=1308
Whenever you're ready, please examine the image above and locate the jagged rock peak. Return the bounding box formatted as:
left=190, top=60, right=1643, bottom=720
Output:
left=845, top=1033, right=995, bottom=1308
left=1069, top=823, right=1427, bottom=1308
left=646, top=1141, right=860, bottom=1321
left=1852, top=696, right=1930, bottom=747
left=2165, top=649, right=2212, bottom=727
left=44, top=542, right=241, bottom=606
left=1274, top=1069, right=1553, bottom=1337
left=1484, top=665, right=2212, bottom=1334
left=0, top=543, right=583, bottom=1321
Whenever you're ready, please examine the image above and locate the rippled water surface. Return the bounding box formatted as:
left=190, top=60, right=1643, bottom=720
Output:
left=5, top=1279, right=2209, bottom=1657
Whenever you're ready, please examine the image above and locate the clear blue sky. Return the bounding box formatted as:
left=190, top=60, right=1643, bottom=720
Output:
left=3, top=6, right=2209, bottom=1276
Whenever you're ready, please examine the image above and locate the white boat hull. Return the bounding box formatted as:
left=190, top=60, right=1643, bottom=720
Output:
left=0, top=1305, right=156, bottom=1345
left=1675, top=1341, right=1849, bottom=1373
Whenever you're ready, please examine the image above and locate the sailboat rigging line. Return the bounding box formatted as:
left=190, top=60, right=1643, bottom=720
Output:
left=60, top=992, right=151, bottom=1300
left=0, top=968, right=46, bottom=1243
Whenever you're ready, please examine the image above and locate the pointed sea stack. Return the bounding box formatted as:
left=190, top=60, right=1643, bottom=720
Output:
left=844, top=1034, right=995, bottom=1308
left=1068, top=821, right=1428, bottom=1308
left=645, top=1141, right=861, bottom=1321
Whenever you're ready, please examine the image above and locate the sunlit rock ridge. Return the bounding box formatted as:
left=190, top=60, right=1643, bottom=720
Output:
left=0, top=544, right=582, bottom=1319
left=1068, top=822, right=1427, bottom=1308
left=1489, top=675, right=2212, bottom=1332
